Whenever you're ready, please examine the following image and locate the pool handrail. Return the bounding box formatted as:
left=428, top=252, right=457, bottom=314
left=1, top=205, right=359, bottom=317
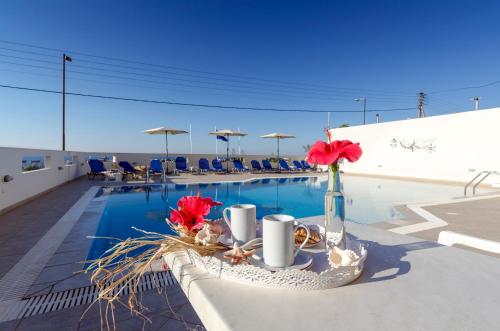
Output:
left=464, top=170, right=500, bottom=196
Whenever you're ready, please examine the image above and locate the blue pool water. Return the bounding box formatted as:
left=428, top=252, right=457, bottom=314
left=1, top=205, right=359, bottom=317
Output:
left=86, top=176, right=482, bottom=260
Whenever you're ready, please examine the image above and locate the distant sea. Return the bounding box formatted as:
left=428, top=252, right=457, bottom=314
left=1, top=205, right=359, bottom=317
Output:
left=22, top=155, right=45, bottom=170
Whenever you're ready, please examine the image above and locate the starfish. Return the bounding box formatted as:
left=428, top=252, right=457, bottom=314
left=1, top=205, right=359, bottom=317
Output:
left=223, top=242, right=255, bottom=265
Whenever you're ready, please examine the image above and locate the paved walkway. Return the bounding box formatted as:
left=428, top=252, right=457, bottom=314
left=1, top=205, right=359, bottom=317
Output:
left=0, top=179, right=96, bottom=280
left=413, top=197, right=500, bottom=256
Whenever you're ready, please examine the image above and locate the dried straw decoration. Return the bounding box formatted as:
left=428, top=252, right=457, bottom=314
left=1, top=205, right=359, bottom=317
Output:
left=82, top=227, right=227, bottom=330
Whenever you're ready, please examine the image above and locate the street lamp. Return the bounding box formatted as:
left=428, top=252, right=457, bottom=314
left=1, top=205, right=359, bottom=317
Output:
left=354, top=97, right=367, bottom=125
left=62, top=53, right=72, bottom=151
left=470, top=97, right=480, bottom=111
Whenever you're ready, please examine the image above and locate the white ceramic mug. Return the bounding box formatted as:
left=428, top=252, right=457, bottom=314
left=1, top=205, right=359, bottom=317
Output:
left=262, top=214, right=310, bottom=268
left=223, top=204, right=257, bottom=244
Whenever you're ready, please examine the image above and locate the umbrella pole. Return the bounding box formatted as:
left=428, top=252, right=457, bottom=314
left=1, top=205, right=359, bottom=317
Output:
left=164, top=133, right=168, bottom=181
left=276, top=180, right=279, bottom=211
left=277, top=137, right=280, bottom=173
left=226, top=136, right=230, bottom=174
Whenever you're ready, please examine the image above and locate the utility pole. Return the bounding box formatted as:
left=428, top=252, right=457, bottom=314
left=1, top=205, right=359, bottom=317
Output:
left=62, top=54, right=72, bottom=151
left=471, top=97, right=480, bottom=110
left=418, top=92, right=426, bottom=118
left=354, top=97, right=367, bottom=124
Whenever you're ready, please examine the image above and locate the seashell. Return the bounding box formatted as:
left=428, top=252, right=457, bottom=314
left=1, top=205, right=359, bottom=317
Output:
left=329, top=246, right=359, bottom=268
left=195, top=222, right=222, bottom=246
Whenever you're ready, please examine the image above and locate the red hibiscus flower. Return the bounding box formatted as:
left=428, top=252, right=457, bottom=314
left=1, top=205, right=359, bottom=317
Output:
left=170, top=195, right=222, bottom=232
left=306, top=140, right=362, bottom=166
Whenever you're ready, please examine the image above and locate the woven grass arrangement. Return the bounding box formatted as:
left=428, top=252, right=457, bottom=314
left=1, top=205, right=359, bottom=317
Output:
left=82, top=227, right=227, bottom=330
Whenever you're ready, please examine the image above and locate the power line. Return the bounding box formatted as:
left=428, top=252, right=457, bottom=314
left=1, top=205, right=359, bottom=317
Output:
left=428, top=80, right=500, bottom=94
left=0, top=83, right=416, bottom=114
left=0, top=67, right=357, bottom=105
left=0, top=47, right=414, bottom=98
left=0, top=52, right=414, bottom=101
left=4, top=40, right=500, bottom=100
left=0, top=59, right=412, bottom=103
left=426, top=95, right=465, bottom=111
left=0, top=39, right=415, bottom=97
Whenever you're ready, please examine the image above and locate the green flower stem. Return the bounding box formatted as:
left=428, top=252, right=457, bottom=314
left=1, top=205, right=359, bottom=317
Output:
left=329, top=163, right=339, bottom=192
left=328, top=163, right=339, bottom=212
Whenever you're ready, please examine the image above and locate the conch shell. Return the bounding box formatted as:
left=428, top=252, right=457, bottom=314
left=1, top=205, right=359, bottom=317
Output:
left=329, top=246, right=364, bottom=268
left=195, top=221, right=223, bottom=246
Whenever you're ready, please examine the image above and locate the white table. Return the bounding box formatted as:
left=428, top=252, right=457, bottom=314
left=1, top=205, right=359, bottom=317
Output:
left=105, top=171, right=122, bottom=182
left=163, top=216, right=500, bottom=331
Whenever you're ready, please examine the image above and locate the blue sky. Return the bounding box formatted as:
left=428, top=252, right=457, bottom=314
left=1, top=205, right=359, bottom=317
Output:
left=1, top=0, right=500, bottom=155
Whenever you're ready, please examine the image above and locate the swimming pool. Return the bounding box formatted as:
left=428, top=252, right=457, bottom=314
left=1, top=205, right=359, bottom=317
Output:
left=86, top=175, right=485, bottom=260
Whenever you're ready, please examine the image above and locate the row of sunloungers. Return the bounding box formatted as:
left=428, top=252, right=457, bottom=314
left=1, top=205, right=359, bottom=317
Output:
left=249, top=159, right=312, bottom=172
left=88, top=157, right=192, bottom=180
left=87, top=157, right=314, bottom=180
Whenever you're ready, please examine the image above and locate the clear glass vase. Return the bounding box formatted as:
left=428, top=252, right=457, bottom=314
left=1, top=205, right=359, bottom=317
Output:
left=324, top=167, right=346, bottom=250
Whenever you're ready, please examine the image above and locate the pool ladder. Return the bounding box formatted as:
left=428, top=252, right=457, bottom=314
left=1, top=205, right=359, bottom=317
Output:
left=464, top=170, right=499, bottom=196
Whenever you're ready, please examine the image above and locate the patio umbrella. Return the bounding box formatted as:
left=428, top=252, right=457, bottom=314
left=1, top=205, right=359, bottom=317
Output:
left=143, top=127, right=188, bottom=176
left=209, top=129, right=247, bottom=173
left=260, top=133, right=296, bottom=172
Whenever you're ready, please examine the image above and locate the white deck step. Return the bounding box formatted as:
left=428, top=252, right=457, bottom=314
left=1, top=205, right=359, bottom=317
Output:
left=438, top=231, right=500, bottom=254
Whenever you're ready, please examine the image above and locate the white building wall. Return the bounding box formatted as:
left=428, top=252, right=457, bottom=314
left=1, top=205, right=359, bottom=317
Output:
left=331, top=107, right=500, bottom=184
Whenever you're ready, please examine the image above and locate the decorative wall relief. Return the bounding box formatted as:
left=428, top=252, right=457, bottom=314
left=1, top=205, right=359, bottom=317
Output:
left=390, top=138, right=436, bottom=153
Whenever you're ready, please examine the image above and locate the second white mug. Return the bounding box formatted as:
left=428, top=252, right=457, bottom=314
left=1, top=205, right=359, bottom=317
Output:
left=223, top=204, right=257, bottom=244
left=262, top=214, right=310, bottom=268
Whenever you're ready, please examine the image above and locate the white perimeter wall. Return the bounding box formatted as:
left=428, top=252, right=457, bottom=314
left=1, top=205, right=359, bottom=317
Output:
left=0, top=147, right=303, bottom=213
left=0, top=148, right=92, bottom=213
left=331, top=107, right=500, bottom=185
